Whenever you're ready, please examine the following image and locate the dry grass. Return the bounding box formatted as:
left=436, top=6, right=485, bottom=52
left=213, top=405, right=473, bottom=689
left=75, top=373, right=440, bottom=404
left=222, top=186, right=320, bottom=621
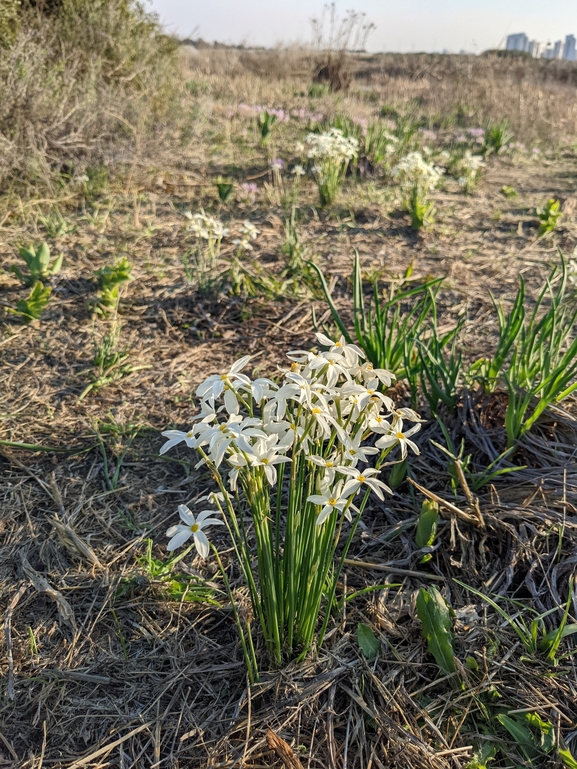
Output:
left=0, top=48, right=577, bottom=768
left=0, top=0, right=179, bottom=192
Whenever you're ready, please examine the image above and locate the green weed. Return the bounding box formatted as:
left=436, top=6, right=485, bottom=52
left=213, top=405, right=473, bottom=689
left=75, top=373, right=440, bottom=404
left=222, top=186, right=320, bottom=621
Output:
left=11, top=242, right=63, bottom=286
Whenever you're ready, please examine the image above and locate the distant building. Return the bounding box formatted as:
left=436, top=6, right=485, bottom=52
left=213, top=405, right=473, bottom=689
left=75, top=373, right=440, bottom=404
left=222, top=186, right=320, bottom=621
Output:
left=505, top=31, right=576, bottom=61
left=506, top=33, right=530, bottom=52
left=563, top=34, right=576, bottom=61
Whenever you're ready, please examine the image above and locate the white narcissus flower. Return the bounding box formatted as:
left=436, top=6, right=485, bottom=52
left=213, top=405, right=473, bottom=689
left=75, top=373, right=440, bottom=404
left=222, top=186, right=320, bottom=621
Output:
left=159, top=428, right=196, bottom=455
left=307, top=352, right=351, bottom=388
left=241, top=221, right=259, bottom=240
left=339, top=466, right=392, bottom=501
left=307, top=481, right=358, bottom=526
left=375, top=419, right=421, bottom=459
left=315, top=332, right=366, bottom=367
left=341, top=433, right=379, bottom=465
left=196, top=355, right=252, bottom=408
left=236, top=434, right=291, bottom=485
left=308, top=453, right=340, bottom=484
left=166, top=505, right=224, bottom=557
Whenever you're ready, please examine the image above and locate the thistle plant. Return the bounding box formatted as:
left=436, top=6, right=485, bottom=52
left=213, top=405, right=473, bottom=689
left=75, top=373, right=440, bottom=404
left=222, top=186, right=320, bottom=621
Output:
left=454, top=150, right=484, bottom=194
left=183, top=211, right=228, bottom=292
left=257, top=110, right=277, bottom=146
left=391, top=152, right=444, bottom=229
left=160, top=334, right=421, bottom=679
left=13, top=281, right=52, bottom=322
left=536, top=199, right=562, bottom=237
left=95, top=257, right=131, bottom=313
left=11, top=242, right=63, bottom=286
left=303, top=128, right=359, bottom=206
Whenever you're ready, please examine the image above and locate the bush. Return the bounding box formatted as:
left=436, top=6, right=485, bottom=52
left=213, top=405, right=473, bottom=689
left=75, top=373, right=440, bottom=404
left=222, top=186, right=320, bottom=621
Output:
left=0, top=0, right=179, bottom=191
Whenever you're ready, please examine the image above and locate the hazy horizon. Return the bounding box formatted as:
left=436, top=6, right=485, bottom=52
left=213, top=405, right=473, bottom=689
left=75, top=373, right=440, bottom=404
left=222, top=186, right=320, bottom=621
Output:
left=148, top=0, right=577, bottom=54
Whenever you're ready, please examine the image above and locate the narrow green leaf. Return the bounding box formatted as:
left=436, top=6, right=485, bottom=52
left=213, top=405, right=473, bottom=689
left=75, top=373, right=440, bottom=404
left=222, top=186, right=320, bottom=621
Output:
left=357, top=623, right=380, bottom=660
left=416, top=586, right=456, bottom=673
left=415, top=500, right=438, bottom=562
left=36, top=242, right=51, bottom=271
left=497, top=714, right=536, bottom=758
left=539, top=624, right=577, bottom=652
left=523, top=712, right=555, bottom=754
left=559, top=748, right=577, bottom=769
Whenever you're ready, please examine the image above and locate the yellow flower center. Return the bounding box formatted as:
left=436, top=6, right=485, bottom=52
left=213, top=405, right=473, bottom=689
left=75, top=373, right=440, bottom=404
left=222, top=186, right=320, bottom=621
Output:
left=357, top=475, right=365, bottom=483
left=220, top=374, right=228, bottom=381
left=190, top=523, right=199, bottom=533
left=291, top=362, right=299, bottom=371
left=262, top=458, right=269, bottom=465
left=312, top=407, right=322, bottom=415
left=395, top=431, right=405, bottom=440
left=187, top=431, right=194, bottom=438
left=326, top=461, right=333, bottom=467
left=349, top=449, right=356, bottom=455
left=329, top=498, right=337, bottom=505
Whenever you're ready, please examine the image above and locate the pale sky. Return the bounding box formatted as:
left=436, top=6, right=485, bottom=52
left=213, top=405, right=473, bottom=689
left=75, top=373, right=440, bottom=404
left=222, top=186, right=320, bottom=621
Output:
left=148, top=0, right=577, bottom=53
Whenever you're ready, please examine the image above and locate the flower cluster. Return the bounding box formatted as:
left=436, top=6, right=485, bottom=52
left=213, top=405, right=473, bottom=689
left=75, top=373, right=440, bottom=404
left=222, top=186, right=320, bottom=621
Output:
left=455, top=150, right=484, bottom=193
left=303, top=128, right=359, bottom=163
left=236, top=104, right=290, bottom=122
left=291, top=107, right=324, bottom=122
left=299, top=129, right=359, bottom=205
left=161, top=332, right=421, bottom=537
left=391, top=152, right=444, bottom=196
left=160, top=333, right=423, bottom=669
left=232, top=221, right=259, bottom=252
left=186, top=211, right=228, bottom=241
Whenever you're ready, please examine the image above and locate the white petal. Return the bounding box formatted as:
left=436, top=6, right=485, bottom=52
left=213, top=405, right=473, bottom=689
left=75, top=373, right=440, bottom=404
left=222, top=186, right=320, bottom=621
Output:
left=178, top=505, right=195, bottom=525
left=167, top=528, right=192, bottom=551
left=230, top=355, right=251, bottom=374
left=194, top=530, right=210, bottom=558
left=224, top=388, right=239, bottom=415
left=316, top=505, right=333, bottom=525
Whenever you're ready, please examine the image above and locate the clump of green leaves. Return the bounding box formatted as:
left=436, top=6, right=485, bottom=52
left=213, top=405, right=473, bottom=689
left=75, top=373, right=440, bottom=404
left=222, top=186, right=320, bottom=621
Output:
left=537, top=198, right=562, bottom=237
left=38, top=210, right=75, bottom=239
left=456, top=578, right=577, bottom=664
left=308, top=82, right=330, bottom=98
left=14, top=281, right=52, bottom=322
left=500, top=185, right=517, bottom=199
left=136, top=539, right=219, bottom=604
left=95, top=257, right=131, bottom=312
left=79, top=321, right=149, bottom=400
left=471, top=259, right=577, bottom=447
left=257, top=110, right=277, bottom=145
left=482, top=120, right=514, bottom=156
left=215, top=176, right=234, bottom=204
left=311, top=253, right=443, bottom=379
left=11, top=242, right=63, bottom=286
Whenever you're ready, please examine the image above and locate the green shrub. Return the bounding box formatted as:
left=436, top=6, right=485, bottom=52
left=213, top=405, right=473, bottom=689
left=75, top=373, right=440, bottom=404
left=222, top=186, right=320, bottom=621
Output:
left=0, top=0, right=179, bottom=190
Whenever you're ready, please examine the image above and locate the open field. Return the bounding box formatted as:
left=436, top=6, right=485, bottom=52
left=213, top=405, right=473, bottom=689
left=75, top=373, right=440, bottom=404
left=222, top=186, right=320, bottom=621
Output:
left=1, top=42, right=577, bottom=769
